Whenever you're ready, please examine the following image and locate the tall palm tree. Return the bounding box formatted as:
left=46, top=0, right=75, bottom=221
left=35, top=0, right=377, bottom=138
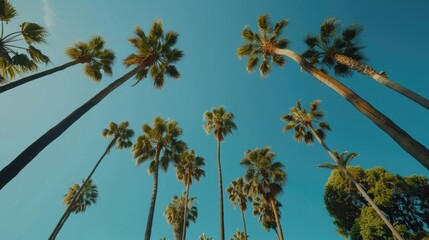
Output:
left=302, top=17, right=429, bottom=110
left=133, top=116, right=187, bottom=240
left=51, top=179, right=98, bottom=239
left=203, top=105, right=237, bottom=240
left=0, top=0, right=49, bottom=82
left=0, top=20, right=184, bottom=190
left=0, top=35, right=115, bottom=94
left=240, top=147, right=287, bottom=240
left=226, top=177, right=249, bottom=239
left=49, top=121, right=133, bottom=240
left=175, top=149, right=205, bottom=240
left=237, top=14, right=429, bottom=170
left=164, top=194, right=198, bottom=240
left=281, top=100, right=404, bottom=240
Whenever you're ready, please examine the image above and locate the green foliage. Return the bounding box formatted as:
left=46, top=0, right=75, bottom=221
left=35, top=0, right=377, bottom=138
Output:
left=63, top=179, right=98, bottom=214
left=175, top=149, right=205, bottom=186
left=203, top=105, right=237, bottom=142
left=198, top=233, right=214, bottom=240
left=123, top=20, right=183, bottom=87
left=0, top=0, right=17, bottom=22
left=237, top=14, right=289, bottom=78
left=227, top=177, right=248, bottom=211
left=229, top=229, right=248, bottom=240
left=102, top=121, right=134, bottom=150
left=164, top=194, right=198, bottom=235
left=324, top=166, right=429, bottom=238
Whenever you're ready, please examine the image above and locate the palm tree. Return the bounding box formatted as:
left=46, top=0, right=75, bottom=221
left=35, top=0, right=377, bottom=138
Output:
left=240, top=147, right=287, bottom=240
left=237, top=14, right=429, bottom=170
left=0, top=0, right=49, bottom=82
left=49, top=121, right=133, bottom=240
left=0, top=35, right=115, bottom=94
left=203, top=105, right=237, bottom=240
left=226, top=177, right=248, bottom=239
left=302, top=17, right=429, bottom=110
left=175, top=149, right=205, bottom=240
left=281, top=100, right=404, bottom=240
left=51, top=179, right=98, bottom=239
left=229, top=229, right=247, bottom=240
left=0, top=20, right=184, bottom=190
left=164, top=194, right=198, bottom=240
left=133, top=116, right=187, bottom=240
left=252, top=197, right=282, bottom=239
left=198, top=233, right=214, bottom=240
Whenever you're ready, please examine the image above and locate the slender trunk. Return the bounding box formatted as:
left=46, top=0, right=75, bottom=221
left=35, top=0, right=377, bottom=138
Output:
left=48, top=137, right=117, bottom=240
left=308, top=125, right=404, bottom=240
left=333, top=54, right=429, bottom=110
left=273, top=227, right=280, bottom=240
left=182, top=181, right=190, bottom=240
left=0, top=64, right=146, bottom=190
left=144, top=145, right=162, bottom=240
left=0, top=60, right=81, bottom=94
left=216, top=139, right=225, bottom=240
left=270, top=198, right=284, bottom=240
left=240, top=207, right=248, bottom=239
left=274, top=48, right=429, bottom=171
left=50, top=207, right=72, bottom=240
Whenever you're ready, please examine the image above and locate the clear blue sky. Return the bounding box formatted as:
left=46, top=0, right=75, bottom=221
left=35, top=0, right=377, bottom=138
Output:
left=1, top=1, right=428, bottom=239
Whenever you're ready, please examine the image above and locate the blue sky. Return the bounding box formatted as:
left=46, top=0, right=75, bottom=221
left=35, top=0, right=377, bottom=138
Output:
left=0, top=0, right=428, bottom=239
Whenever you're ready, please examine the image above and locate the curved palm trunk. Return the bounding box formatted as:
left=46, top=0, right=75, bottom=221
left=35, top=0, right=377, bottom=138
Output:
left=0, top=64, right=147, bottom=190
left=308, top=125, right=404, bottom=240
left=240, top=207, right=247, bottom=239
left=216, top=139, right=225, bottom=240
left=182, top=181, right=190, bottom=240
left=0, top=60, right=81, bottom=94
left=145, top=146, right=161, bottom=240
left=270, top=198, right=284, bottom=240
left=48, top=137, right=117, bottom=240
left=274, top=48, right=429, bottom=171
left=333, top=54, right=429, bottom=110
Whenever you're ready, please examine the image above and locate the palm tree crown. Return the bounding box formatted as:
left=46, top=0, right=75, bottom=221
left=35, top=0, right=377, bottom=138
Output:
left=203, top=105, right=237, bottom=142
left=237, top=14, right=289, bottom=77
left=302, top=17, right=365, bottom=77
left=176, top=149, right=205, bottom=186
left=133, top=116, right=186, bottom=171
left=123, top=20, right=183, bottom=87
left=318, top=151, right=359, bottom=170
left=226, top=177, right=248, bottom=212
left=102, top=121, right=134, bottom=150
left=65, top=36, right=115, bottom=81
left=63, top=179, right=98, bottom=214
left=0, top=0, right=17, bottom=22
left=281, top=99, right=331, bottom=144
left=164, top=194, right=198, bottom=235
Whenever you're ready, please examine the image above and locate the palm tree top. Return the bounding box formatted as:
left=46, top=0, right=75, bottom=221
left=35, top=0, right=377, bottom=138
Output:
left=281, top=99, right=331, bottom=144
left=64, top=35, right=115, bottom=82
left=302, top=17, right=366, bottom=77
left=226, top=177, right=248, bottom=211
left=203, top=105, right=237, bottom=142
left=318, top=150, right=359, bottom=169
left=102, top=121, right=134, bottom=150
left=132, top=116, right=187, bottom=172
left=176, top=149, right=205, bottom=186
left=123, top=20, right=184, bottom=88
left=164, top=194, right=198, bottom=229
left=63, top=179, right=98, bottom=214
left=237, top=14, right=289, bottom=77
left=0, top=1, right=17, bottom=22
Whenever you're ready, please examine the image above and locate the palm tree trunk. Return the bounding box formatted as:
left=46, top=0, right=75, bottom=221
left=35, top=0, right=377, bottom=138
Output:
left=274, top=48, right=429, bottom=171
left=240, top=207, right=248, bottom=239
left=273, top=227, right=280, bottom=240
left=145, top=146, right=161, bottom=240
left=216, top=139, right=225, bottom=240
left=182, top=181, right=190, bottom=240
left=48, top=137, right=117, bottom=240
left=333, top=54, right=429, bottom=110
left=0, top=60, right=81, bottom=94
left=0, top=64, right=146, bottom=190
left=270, top=198, right=284, bottom=240
left=308, top=125, right=404, bottom=240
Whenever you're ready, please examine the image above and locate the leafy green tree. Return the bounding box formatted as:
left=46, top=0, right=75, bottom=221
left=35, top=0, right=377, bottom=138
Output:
left=0, top=20, right=183, bottom=190
left=175, top=149, right=205, bottom=240
left=49, top=121, right=133, bottom=239
left=50, top=179, right=98, bottom=240
left=203, top=105, right=237, bottom=240
left=240, top=147, right=286, bottom=240
left=0, top=35, right=115, bottom=93
left=237, top=14, right=429, bottom=170
left=229, top=229, right=247, bottom=240
left=302, top=17, right=429, bottom=109
left=282, top=100, right=403, bottom=239
left=133, top=116, right=187, bottom=240
left=0, top=1, right=49, bottom=81
left=227, top=177, right=249, bottom=239
left=164, top=194, right=198, bottom=240
left=324, top=166, right=429, bottom=238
